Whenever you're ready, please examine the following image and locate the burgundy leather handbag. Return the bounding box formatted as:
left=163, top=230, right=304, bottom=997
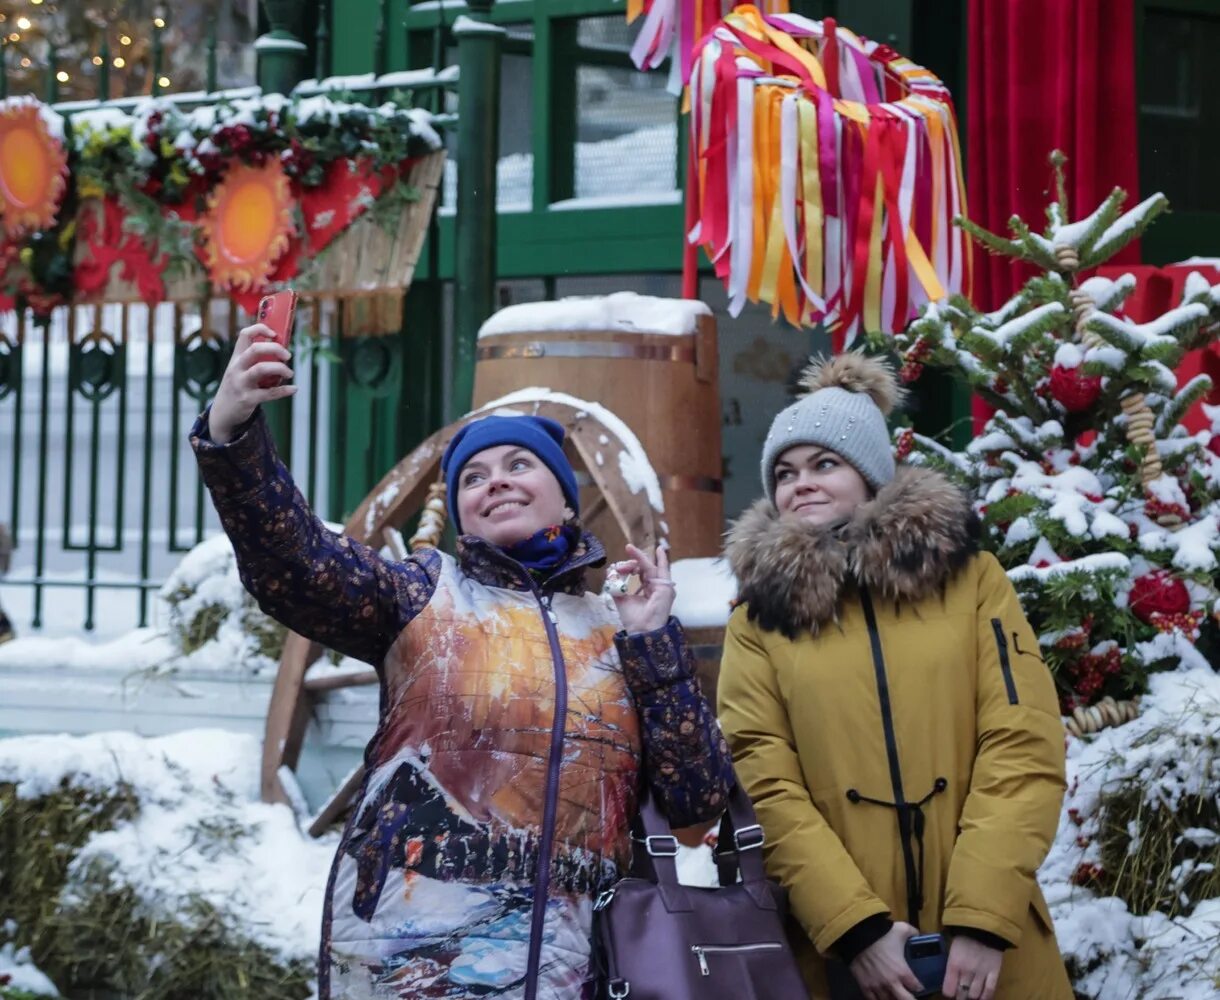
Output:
left=592, top=781, right=807, bottom=999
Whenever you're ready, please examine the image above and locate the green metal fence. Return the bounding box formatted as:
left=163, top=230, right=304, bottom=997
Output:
left=0, top=0, right=500, bottom=636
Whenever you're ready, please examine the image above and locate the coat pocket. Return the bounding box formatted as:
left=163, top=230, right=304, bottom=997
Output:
left=990, top=619, right=1019, bottom=705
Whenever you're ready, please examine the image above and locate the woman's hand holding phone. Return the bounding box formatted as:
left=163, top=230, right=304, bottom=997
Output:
left=849, top=921, right=924, bottom=1000
left=207, top=323, right=296, bottom=445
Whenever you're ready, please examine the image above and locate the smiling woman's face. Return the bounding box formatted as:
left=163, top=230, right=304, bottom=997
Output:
left=773, top=444, right=871, bottom=526
left=454, top=444, right=568, bottom=546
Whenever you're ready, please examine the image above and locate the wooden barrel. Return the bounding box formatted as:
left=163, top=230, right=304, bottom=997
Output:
left=472, top=297, right=723, bottom=561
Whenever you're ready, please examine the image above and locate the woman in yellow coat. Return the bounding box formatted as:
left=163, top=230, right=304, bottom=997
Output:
left=718, top=354, right=1073, bottom=1000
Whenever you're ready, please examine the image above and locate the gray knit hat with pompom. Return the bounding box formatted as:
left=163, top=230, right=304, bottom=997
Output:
left=760, top=353, right=905, bottom=502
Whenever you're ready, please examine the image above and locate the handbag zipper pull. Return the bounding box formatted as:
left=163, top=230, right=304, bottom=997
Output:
left=692, top=946, right=710, bottom=976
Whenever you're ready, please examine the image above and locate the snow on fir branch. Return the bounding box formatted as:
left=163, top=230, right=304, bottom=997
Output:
left=888, top=151, right=1220, bottom=711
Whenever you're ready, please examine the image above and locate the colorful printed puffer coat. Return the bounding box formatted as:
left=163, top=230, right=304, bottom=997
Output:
left=193, top=412, right=732, bottom=1000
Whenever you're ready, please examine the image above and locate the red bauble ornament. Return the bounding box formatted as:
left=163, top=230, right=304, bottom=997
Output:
left=1128, top=570, right=1191, bottom=624
left=1049, top=364, right=1103, bottom=413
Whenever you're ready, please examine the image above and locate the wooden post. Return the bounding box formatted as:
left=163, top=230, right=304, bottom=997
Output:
left=451, top=0, right=504, bottom=421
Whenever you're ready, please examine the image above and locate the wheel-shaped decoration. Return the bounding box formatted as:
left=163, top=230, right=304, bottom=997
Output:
left=69, top=330, right=124, bottom=403
left=261, top=395, right=661, bottom=834
left=0, top=332, right=17, bottom=402
left=176, top=328, right=229, bottom=403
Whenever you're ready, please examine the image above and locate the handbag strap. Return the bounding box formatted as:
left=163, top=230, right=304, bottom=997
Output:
left=630, top=778, right=777, bottom=909
left=713, top=781, right=771, bottom=888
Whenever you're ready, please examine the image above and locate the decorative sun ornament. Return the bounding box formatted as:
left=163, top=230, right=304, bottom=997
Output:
left=0, top=99, right=69, bottom=234
left=200, top=160, right=295, bottom=290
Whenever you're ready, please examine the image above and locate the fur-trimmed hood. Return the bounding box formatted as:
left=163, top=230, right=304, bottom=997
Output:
left=726, top=465, right=979, bottom=638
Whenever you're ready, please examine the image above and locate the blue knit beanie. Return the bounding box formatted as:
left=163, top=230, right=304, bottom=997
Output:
left=441, top=415, right=580, bottom=533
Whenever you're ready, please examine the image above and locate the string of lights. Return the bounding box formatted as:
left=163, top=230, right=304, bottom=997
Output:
left=0, top=2, right=259, bottom=102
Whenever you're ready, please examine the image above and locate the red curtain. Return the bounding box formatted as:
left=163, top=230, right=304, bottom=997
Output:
left=965, top=0, right=1140, bottom=429
left=966, top=0, right=1141, bottom=310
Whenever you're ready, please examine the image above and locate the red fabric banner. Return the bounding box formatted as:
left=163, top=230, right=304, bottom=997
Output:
left=966, top=0, right=1140, bottom=429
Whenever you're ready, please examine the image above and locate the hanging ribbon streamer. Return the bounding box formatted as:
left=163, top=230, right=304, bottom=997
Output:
left=629, top=0, right=790, bottom=88
left=685, top=7, right=971, bottom=344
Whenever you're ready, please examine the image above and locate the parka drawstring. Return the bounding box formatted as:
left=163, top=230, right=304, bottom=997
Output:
left=846, top=778, right=948, bottom=924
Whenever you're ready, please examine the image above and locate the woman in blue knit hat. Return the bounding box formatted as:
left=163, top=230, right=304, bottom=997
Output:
left=191, top=323, right=732, bottom=1000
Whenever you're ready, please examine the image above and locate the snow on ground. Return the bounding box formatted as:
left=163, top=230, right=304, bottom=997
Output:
left=0, top=729, right=337, bottom=967
left=0, top=940, right=60, bottom=997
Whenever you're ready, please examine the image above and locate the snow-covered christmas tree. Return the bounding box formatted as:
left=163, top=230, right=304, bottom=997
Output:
left=891, top=154, right=1220, bottom=722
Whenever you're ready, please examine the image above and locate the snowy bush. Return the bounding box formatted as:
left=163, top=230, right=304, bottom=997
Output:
left=1042, top=668, right=1220, bottom=997
left=159, top=533, right=286, bottom=673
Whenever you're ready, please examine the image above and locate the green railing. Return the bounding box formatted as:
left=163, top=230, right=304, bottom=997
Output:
left=0, top=0, right=507, bottom=636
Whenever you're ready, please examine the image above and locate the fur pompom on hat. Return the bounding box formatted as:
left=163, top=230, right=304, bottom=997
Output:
left=760, top=352, right=906, bottom=501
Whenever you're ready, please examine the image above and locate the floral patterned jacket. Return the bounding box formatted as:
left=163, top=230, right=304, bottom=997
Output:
left=192, top=410, right=732, bottom=1000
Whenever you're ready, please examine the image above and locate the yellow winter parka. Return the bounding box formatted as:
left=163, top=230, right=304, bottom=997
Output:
left=719, top=466, right=1072, bottom=999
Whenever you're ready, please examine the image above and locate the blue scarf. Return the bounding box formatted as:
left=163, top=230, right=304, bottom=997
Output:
left=505, top=524, right=580, bottom=579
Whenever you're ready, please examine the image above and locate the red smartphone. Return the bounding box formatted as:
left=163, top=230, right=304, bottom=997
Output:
left=255, top=290, right=297, bottom=388
left=257, top=289, right=298, bottom=348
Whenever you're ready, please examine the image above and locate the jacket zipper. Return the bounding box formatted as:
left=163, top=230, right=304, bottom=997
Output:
left=858, top=586, right=921, bottom=926
left=523, top=586, right=567, bottom=1000
left=990, top=618, right=1019, bottom=705
left=691, top=942, right=784, bottom=976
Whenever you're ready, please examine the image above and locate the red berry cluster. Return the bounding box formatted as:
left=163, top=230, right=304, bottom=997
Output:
left=899, top=360, right=924, bottom=383
left=993, top=376, right=1009, bottom=395
left=141, top=110, right=164, bottom=152
left=1069, top=646, right=1122, bottom=698
left=894, top=428, right=915, bottom=462
left=1071, top=862, right=1105, bottom=886
left=282, top=137, right=318, bottom=181
left=1148, top=608, right=1205, bottom=639
left=905, top=336, right=932, bottom=363
left=1143, top=496, right=1191, bottom=523
left=1054, top=615, right=1094, bottom=651
left=213, top=123, right=270, bottom=166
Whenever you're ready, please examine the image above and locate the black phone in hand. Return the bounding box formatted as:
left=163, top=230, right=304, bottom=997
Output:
left=825, top=932, right=948, bottom=1000
left=904, top=933, right=948, bottom=997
